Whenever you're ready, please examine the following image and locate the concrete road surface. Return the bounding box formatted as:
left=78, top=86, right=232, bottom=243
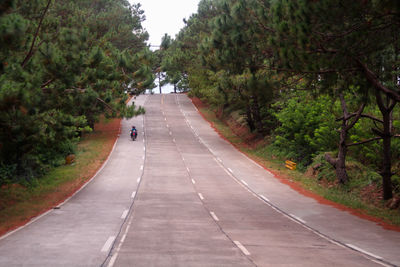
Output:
left=1, top=94, right=399, bottom=267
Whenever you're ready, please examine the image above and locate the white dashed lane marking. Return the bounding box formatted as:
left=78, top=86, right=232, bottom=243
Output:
left=290, top=214, right=306, bottom=224
left=101, top=236, right=116, bottom=252
left=259, top=194, right=270, bottom=202
left=234, top=241, right=251, bottom=256
left=346, top=244, right=383, bottom=260
left=198, top=193, right=204, bottom=200
left=210, top=212, right=219, bottom=221
left=121, top=210, right=129, bottom=219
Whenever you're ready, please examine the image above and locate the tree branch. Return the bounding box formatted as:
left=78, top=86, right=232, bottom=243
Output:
left=21, top=0, right=52, bottom=68
left=356, top=58, right=400, bottom=102
left=96, top=97, right=114, bottom=111
left=347, top=137, right=382, bottom=147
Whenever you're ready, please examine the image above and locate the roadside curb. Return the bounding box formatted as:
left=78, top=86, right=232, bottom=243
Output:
left=189, top=96, right=400, bottom=233
left=0, top=119, right=122, bottom=240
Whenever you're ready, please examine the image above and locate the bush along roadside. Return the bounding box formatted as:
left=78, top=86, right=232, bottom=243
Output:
left=0, top=117, right=121, bottom=237
left=190, top=96, right=400, bottom=229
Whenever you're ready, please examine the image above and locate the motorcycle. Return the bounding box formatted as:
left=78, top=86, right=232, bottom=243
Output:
left=130, top=130, right=137, bottom=141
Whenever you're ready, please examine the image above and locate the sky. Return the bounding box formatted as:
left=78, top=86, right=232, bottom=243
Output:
left=129, top=0, right=200, bottom=47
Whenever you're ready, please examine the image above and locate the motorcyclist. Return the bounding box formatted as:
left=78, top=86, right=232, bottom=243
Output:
left=130, top=126, right=138, bottom=140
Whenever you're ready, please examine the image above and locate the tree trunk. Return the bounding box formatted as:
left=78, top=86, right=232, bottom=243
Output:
left=380, top=100, right=394, bottom=200
left=325, top=92, right=364, bottom=184
left=325, top=118, right=349, bottom=184
left=245, top=105, right=255, bottom=132
left=251, top=96, right=265, bottom=135
left=374, top=90, right=395, bottom=200
left=174, top=84, right=177, bottom=93
left=336, top=126, right=349, bottom=184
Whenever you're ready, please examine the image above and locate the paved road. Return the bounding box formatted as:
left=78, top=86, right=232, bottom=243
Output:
left=0, top=96, right=148, bottom=266
left=1, top=94, right=400, bottom=266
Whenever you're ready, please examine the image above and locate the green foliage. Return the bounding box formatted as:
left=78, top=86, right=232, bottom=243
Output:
left=272, top=93, right=338, bottom=167
left=150, top=0, right=400, bottom=198
left=0, top=0, right=154, bottom=185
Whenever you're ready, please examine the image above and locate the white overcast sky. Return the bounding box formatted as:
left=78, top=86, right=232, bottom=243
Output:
left=129, top=0, right=200, bottom=47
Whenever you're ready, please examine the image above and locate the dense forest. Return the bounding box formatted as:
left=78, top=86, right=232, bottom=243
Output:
left=161, top=0, right=400, bottom=201
left=0, top=0, right=155, bottom=185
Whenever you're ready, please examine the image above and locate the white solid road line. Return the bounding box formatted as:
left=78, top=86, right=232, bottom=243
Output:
left=210, top=211, right=219, bottom=221
left=107, top=254, right=118, bottom=267
left=241, top=179, right=248, bottom=186
left=234, top=241, right=251, bottom=256
left=259, top=194, right=270, bottom=202
left=227, top=168, right=233, bottom=173
left=198, top=193, right=204, bottom=200
left=346, top=244, right=383, bottom=260
left=290, top=214, right=306, bottom=224
left=121, top=210, right=129, bottom=219
left=101, top=236, right=116, bottom=252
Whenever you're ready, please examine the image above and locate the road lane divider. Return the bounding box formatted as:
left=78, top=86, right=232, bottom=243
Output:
left=241, top=180, right=248, bottom=186
left=191, top=179, right=196, bottom=184
left=210, top=212, right=219, bottom=221
left=131, top=191, right=136, bottom=199
left=346, top=244, right=383, bottom=260
left=290, top=214, right=306, bottom=224
left=259, top=194, right=270, bottom=202
left=198, top=193, right=204, bottom=200
left=101, top=236, right=116, bottom=252
left=121, top=210, right=129, bottom=219
left=234, top=241, right=251, bottom=256
left=176, top=90, right=394, bottom=267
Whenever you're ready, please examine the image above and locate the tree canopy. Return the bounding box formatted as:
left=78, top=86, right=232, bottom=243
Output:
left=0, top=0, right=155, bottom=184
left=162, top=0, right=400, bottom=200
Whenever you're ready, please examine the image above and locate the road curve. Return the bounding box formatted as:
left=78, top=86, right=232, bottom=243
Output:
left=106, top=94, right=400, bottom=267
left=1, top=94, right=399, bottom=267
left=0, top=95, right=148, bottom=266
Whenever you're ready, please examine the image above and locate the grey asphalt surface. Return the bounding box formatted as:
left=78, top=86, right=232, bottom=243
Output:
left=1, top=94, right=399, bottom=266
left=0, top=96, right=148, bottom=266
left=106, top=94, right=400, bottom=267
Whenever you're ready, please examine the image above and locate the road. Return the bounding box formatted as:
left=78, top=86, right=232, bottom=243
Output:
left=0, top=94, right=399, bottom=266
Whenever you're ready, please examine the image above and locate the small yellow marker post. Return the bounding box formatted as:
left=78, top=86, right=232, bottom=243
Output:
left=285, top=160, right=297, bottom=170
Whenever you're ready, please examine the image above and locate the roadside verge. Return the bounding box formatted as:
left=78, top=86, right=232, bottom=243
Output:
left=0, top=117, right=121, bottom=237
left=190, top=96, right=400, bottom=231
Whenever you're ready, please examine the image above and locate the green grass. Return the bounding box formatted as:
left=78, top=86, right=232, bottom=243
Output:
left=198, top=106, right=400, bottom=227
left=0, top=118, right=119, bottom=236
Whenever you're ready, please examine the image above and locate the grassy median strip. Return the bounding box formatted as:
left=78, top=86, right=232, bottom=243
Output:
left=0, top=118, right=120, bottom=236
left=196, top=104, right=400, bottom=228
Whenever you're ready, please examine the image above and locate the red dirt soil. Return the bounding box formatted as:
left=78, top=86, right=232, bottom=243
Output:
left=0, top=118, right=122, bottom=237
left=190, top=97, right=400, bottom=232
